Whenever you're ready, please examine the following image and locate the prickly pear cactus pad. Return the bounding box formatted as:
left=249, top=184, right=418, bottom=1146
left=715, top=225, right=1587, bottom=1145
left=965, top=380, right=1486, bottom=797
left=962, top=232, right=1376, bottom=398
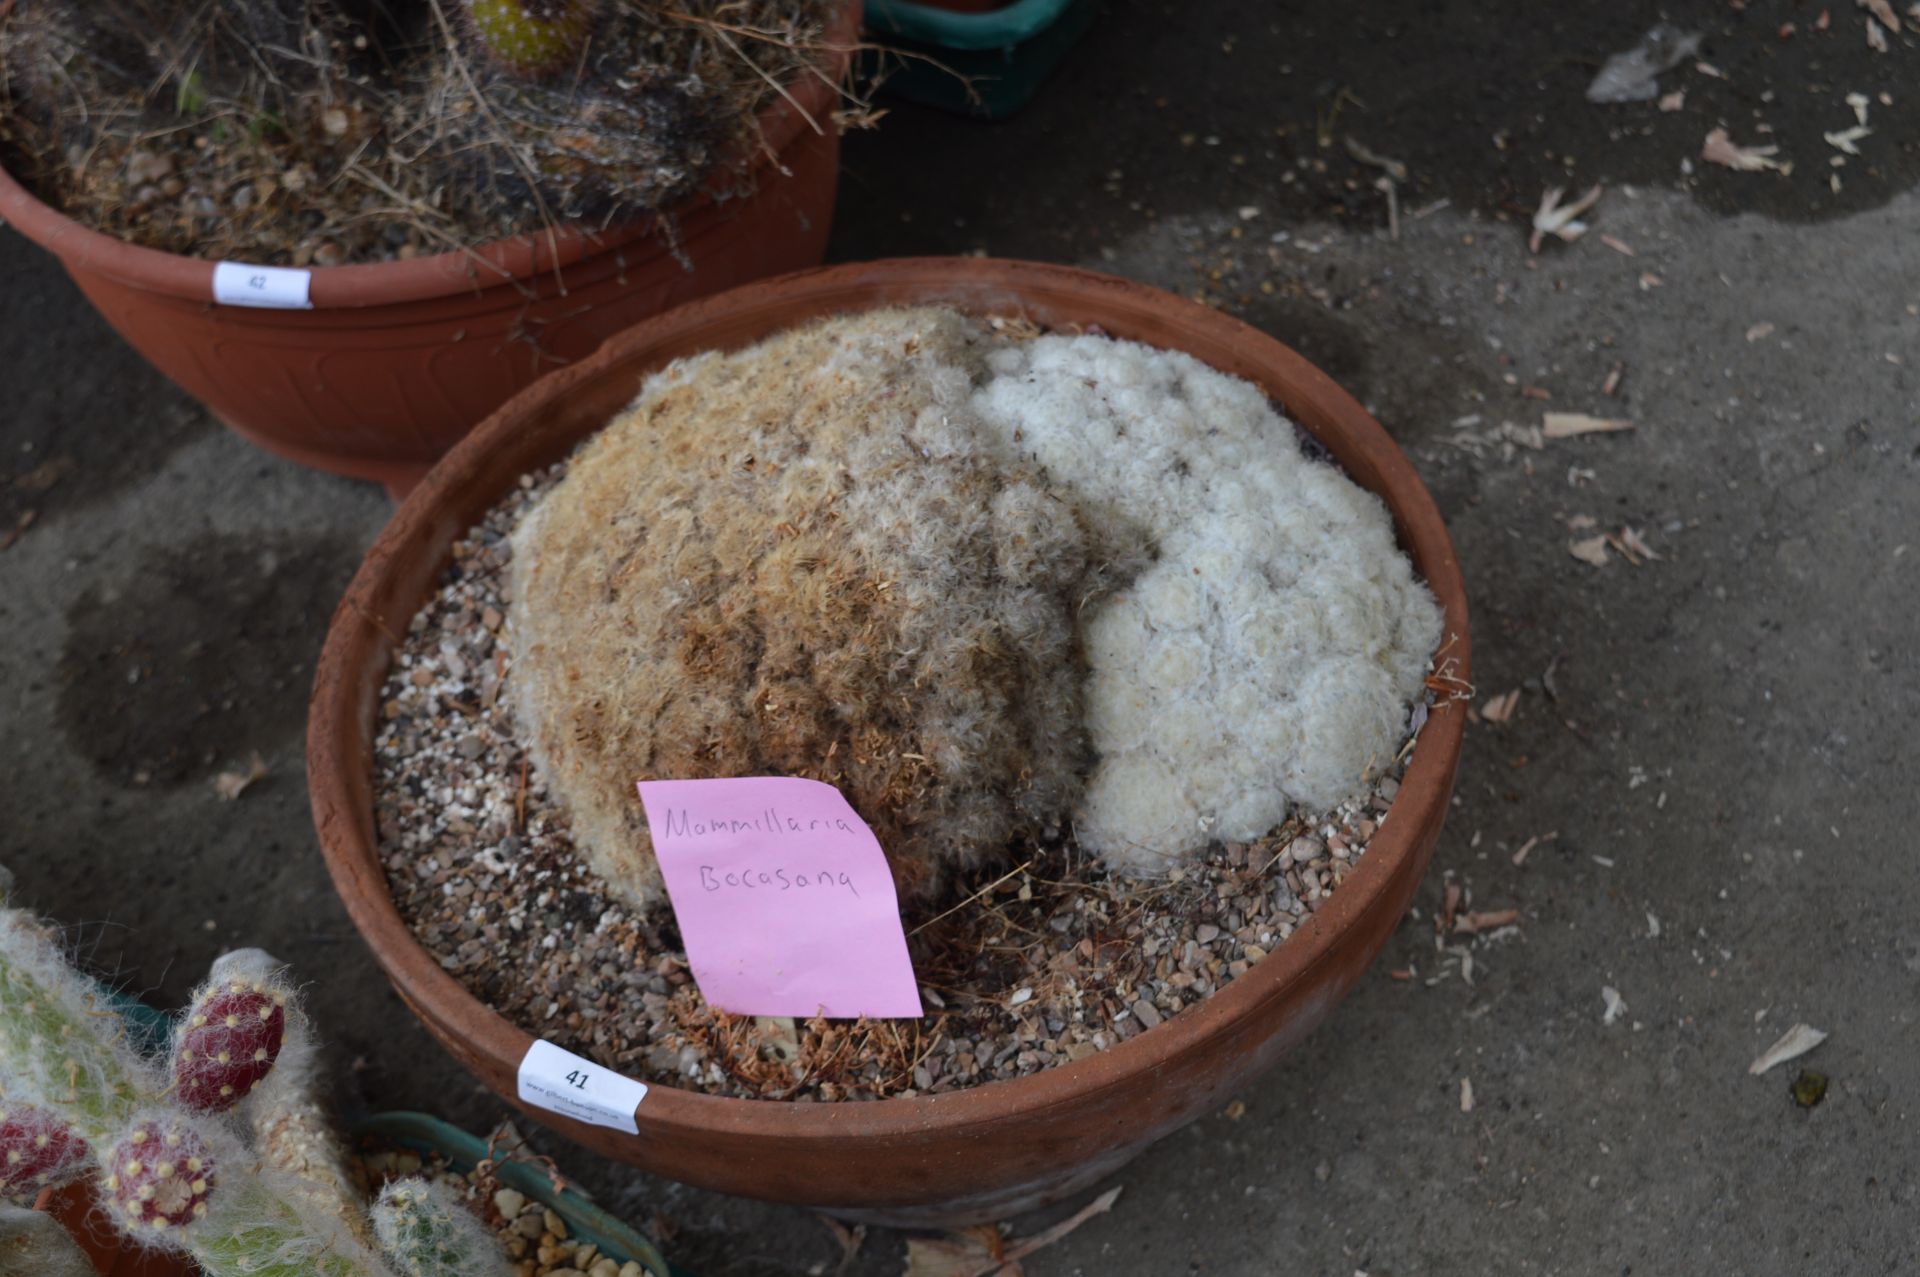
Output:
left=173, top=974, right=289, bottom=1114
left=103, top=1117, right=216, bottom=1239
left=0, top=1103, right=89, bottom=1201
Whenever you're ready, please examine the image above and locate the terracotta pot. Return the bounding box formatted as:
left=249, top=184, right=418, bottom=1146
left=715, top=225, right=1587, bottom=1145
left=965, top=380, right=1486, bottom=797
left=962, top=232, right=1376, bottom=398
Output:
left=0, top=4, right=857, bottom=498
left=35, top=1179, right=198, bottom=1276
left=307, top=258, right=1471, bottom=1228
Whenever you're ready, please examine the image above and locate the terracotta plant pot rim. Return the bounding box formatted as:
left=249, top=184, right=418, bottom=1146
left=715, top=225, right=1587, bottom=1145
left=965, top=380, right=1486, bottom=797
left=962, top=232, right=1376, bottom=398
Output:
left=0, top=10, right=854, bottom=309
left=310, top=257, right=1470, bottom=1144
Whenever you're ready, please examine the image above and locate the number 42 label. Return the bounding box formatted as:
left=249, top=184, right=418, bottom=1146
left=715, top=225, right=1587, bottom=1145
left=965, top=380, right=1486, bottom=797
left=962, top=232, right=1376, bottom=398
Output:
left=516, top=1039, right=648, bottom=1134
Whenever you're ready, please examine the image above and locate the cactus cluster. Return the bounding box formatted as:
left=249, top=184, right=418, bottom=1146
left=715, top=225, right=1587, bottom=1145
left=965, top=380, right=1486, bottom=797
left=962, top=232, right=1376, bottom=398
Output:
left=373, top=1178, right=515, bottom=1277
left=462, top=0, right=599, bottom=76
left=0, top=872, right=514, bottom=1277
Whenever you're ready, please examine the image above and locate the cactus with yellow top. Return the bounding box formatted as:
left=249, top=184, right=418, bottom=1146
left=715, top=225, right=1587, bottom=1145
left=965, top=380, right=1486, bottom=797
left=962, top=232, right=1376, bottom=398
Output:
left=0, top=866, right=509, bottom=1276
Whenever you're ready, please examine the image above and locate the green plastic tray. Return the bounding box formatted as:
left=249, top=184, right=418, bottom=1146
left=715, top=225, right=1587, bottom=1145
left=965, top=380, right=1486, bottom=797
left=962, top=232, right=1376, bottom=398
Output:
left=862, top=0, right=1102, bottom=118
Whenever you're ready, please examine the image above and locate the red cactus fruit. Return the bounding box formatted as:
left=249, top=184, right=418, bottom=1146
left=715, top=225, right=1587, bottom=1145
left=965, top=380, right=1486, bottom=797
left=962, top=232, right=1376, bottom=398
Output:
left=173, top=978, right=286, bottom=1113
left=0, top=1102, right=89, bottom=1199
left=103, top=1119, right=215, bottom=1237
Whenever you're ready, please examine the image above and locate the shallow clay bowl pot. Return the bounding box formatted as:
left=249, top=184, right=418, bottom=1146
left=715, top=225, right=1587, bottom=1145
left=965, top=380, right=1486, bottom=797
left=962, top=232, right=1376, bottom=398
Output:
left=0, top=2, right=856, bottom=498
left=308, top=258, right=1471, bottom=1228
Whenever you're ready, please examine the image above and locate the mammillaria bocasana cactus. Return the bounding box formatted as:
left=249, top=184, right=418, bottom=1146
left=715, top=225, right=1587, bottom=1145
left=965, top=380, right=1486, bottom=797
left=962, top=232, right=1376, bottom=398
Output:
left=0, top=868, right=513, bottom=1276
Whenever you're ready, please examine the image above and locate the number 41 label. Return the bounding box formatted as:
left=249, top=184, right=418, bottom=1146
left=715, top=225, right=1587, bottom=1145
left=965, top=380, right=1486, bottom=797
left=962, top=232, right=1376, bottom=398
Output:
left=516, top=1039, right=648, bottom=1134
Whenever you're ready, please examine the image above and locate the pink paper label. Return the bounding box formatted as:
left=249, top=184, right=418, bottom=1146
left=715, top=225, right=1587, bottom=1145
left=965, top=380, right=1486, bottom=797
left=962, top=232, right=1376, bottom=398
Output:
left=635, top=776, right=924, bottom=1019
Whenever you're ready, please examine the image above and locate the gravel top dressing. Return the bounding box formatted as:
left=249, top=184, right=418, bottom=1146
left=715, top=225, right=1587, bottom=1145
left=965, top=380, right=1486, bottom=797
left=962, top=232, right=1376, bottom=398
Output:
left=371, top=315, right=1436, bottom=1103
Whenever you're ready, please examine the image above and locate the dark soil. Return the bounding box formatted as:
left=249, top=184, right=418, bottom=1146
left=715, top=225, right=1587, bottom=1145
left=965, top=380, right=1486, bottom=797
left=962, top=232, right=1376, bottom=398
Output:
left=833, top=0, right=1918, bottom=263
left=56, top=532, right=358, bottom=788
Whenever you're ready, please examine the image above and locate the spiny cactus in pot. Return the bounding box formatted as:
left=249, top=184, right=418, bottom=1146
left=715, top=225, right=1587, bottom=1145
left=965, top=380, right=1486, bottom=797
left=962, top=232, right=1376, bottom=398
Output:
left=0, top=869, right=512, bottom=1276
left=0, top=0, right=844, bottom=264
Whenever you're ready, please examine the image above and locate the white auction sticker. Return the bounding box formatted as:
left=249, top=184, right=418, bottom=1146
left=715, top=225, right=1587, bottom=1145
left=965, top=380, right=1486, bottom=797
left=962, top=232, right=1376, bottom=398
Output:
left=212, top=261, right=314, bottom=310
left=516, top=1039, right=647, bottom=1134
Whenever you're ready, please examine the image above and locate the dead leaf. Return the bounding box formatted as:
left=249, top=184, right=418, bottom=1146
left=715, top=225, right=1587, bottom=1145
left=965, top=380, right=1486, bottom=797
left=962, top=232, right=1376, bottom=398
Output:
left=1749, top=1023, right=1828, bottom=1075
left=1602, top=363, right=1626, bottom=396
left=1530, top=184, right=1603, bottom=253
left=903, top=1189, right=1121, bottom=1277
left=1617, top=526, right=1662, bottom=561
left=12, top=456, right=73, bottom=493
left=1658, top=89, right=1686, bottom=112
left=1454, top=908, right=1521, bottom=935
left=1543, top=412, right=1634, bottom=439
left=1570, top=536, right=1610, bottom=567
left=1598, top=234, right=1637, bottom=256
left=1824, top=125, right=1871, bottom=155
left=1438, top=883, right=1462, bottom=934
left=1459, top=1077, right=1475, bottom=1112
left=1702, top=127, right=1791, bottom=174
left=904, top=1225, right=1009, bottom=1277
left=1858, top=0, right=1901, bottom=31
left=1745, top=321, right=1777, bottom=342
left=0, top=510, right=34, bottom=552
left=1480, top=689, right=1521, bottom=723
left=1602, top=986, right=1628, bottom=1025
left=213, top=752, right=268, bottom=801
left=1638, top=272, right=1664, bottom=290
left=1846, top=92, right=1870, bottom=126
left=817, top=1215, right=865, bottom=1275
left=1221, top=1099, right=1247, bottom=1121
left=1344, top=135, right=1408, bottom=182
left=1001, top=1187, right=1123, bottom=1265
left=1512, top=832, right=1557, bottom=865
left=1817, top=6, right=1834, bottom=27
left=1866, top=15, right=1890, bottom=48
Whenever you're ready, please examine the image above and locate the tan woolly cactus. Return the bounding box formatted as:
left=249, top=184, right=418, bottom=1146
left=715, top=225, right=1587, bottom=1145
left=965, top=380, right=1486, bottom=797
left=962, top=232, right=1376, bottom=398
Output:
left=509, top=307, right=1141, bottom=910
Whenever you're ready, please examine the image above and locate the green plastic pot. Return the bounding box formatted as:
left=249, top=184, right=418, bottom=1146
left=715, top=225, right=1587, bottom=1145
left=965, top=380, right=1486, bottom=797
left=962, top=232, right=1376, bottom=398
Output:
left=348, top=1112, right=679, bottom=1277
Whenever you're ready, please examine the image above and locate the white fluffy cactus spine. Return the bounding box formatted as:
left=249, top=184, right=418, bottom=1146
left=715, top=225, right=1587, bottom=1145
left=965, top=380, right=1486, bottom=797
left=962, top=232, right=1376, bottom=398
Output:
left=0, top=900, right=147, bottom=1138
left=214, top=949, right=377, bottom=1250
left=372, top=1178, right=515, bottom=1277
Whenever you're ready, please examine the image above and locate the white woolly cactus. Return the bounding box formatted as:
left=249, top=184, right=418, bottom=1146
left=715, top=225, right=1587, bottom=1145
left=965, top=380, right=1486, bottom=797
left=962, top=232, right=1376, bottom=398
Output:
left=0, top=873, right=513, bottom=1277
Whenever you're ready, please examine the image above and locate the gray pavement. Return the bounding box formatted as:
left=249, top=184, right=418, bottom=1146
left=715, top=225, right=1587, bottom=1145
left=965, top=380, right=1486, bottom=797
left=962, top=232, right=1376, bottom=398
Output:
left=4, top=3, right=1918, bottom=1273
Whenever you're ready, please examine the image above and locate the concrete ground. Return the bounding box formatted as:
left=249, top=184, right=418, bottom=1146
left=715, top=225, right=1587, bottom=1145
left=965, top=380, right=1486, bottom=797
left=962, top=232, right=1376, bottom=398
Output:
left=4, top=2, right=1918, bottom=1273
